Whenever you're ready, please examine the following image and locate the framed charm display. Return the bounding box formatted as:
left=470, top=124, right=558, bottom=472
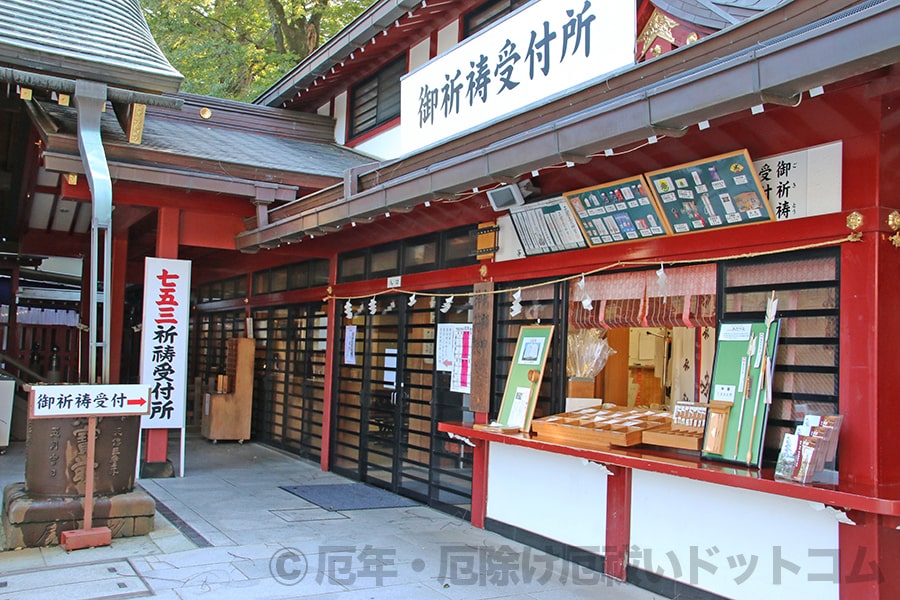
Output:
left=645, top=149, right=774, bottom=234
left=564, top=175, right=669, bottom=246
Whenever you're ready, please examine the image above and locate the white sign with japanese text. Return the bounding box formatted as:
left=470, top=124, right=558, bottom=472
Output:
left=401, top=0, right=635, bottom=154
left=139, top=257, right=192, bottom=430
left=450, top=324, right=473, bottom=394
left=344, top=325, right=358, bottom=365
left=755, top=142, right=842, bottom=221
left=30, top=383, right=151, bottom=418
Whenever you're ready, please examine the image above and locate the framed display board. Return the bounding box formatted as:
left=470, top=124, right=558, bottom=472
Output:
left=494, top=325, right=554, bottom=432
left=645, top=149, right=774, bottom=234
left=509, top=196, right=588, bottom=256
left=564, top=175, right=669, bottom=246
left=702, top=319, right=781, bottom=466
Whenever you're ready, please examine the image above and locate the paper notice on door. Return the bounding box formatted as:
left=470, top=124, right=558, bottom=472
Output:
left=384, top=348, right=397, bottom=390
left=344, top=325, right=357, bottom=365
left=436, top=323, right=455, bottom=372
left=450, top=324, right=473, bottom=393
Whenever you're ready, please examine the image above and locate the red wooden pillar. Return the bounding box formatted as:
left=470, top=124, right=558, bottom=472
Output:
left=605, top=465, right=632, bottom=581
left=145, top=207, right=180, bottom=465
left=320, top=255, right=339, bottom=471
left=79, top=243, right=91, bottom=381
left=109, top=233, right=128, bottom=384
left=836, top=103, right=900, bottom=598
left=6, top=265, right=19, bottom=361
left=470, top=437, right=489, bottom=529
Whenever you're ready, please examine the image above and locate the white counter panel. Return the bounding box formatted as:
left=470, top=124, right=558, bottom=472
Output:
left=486, top=443, right=608, bottom=550
left=630, top=469, right=840, bottom=600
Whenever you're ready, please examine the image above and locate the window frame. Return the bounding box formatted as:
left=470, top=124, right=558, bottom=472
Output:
left=463, top=0, right=530, bottom=38
left=348, top=55, right=406, bottom=139
left=337, top=226, right=478, bottom=283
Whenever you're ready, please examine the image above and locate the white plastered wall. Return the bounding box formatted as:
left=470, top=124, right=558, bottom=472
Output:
left=630, top=470, right=840, bottom=600
left=437, top=20, right=460, bottom=54
left=353, top=126, right=403, bottom=160
left=409, top=36, right=430, bottom=71
left=486, top=443, right=608, bottom=551
left=332, top=92, right=347, bottom=144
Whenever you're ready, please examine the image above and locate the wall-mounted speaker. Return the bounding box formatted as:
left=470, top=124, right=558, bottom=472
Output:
left=486, top=184, right=525, bottom=211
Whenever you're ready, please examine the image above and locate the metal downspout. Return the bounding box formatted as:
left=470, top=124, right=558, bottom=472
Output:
left=74, top=79, right=112, bottom=384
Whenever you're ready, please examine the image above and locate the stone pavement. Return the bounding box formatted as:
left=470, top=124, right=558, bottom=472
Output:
left=0, top=433, right=664, bottom=599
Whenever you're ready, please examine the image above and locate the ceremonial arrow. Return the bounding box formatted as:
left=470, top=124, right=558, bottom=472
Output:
left=745, top=292, right=778, bottom=465
left=732, top=331, right=756, bottom=460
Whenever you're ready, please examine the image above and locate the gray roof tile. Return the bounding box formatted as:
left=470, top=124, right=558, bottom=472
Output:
left=0, top=0, right=182, bottom=93
left=651, top=0, right=786, bottom=30
left=41, top=100, right=374, bottom=181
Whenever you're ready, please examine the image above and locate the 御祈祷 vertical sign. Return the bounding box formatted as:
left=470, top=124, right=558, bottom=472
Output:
left=400, top=0, right=635, bottom=154
left=140, top=258, right=191, bottom=430
left=755, top=141, right=842, bottom=221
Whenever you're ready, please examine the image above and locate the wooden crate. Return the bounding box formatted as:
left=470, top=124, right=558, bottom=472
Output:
left=640, top=402, right=708, bottom=451
left=531, top=405, right=671, bottom=449
left=641, top=426, right=703, bottom=451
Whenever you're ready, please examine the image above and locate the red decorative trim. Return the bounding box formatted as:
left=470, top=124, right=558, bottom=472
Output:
left=437, top=422, right=900, bottom=517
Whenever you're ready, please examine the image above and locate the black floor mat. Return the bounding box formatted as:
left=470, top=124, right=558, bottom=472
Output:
left=280, top=482, right=420, bottom=511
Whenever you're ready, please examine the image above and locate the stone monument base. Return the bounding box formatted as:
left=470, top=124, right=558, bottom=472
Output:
left=2, top=482, right=155, bottom=549
left=140, top=459, right=175, bottom=479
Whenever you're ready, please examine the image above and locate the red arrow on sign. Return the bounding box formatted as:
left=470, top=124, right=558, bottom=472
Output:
left=127, top=398, right=147, bottom=406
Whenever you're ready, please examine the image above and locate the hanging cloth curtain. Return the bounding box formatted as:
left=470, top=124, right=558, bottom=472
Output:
left=0, top=305, right=79, bottom=326
left=569, top=264, right=717, bottom=329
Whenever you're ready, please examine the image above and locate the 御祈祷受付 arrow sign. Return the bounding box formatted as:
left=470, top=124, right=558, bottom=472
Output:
left=29, top=384, right=152, bottom=419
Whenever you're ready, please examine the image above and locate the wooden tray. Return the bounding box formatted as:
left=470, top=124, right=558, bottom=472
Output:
left=531, top=405, right=671, bottom=449
left=641, top=426, right=704, bottom=451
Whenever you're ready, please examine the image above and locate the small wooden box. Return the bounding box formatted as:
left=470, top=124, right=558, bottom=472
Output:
left=566, top=377, right=595, bottom=398
left=641, top=402, right=708, bottom=451
left=702, top=401, right=733, bottom=455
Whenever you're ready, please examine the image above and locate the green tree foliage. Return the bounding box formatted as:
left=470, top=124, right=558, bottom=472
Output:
left=143, top=0, right=374, bottom=102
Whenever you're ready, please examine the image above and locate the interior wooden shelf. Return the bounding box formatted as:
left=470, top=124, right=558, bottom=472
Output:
left=202, top=338, right=254, bottom=443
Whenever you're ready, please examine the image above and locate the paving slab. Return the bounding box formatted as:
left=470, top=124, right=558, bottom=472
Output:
left=0, top=559, right=150, bottom=599
left=0, top=435, right=665, bottom=600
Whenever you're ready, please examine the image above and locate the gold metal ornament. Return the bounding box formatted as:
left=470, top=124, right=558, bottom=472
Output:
left=887, top=210, right=900, bottom=231
left=637, top=10, right=679, bottom=47
left=846, top=211, right=863, bottom=231
left=888, top=213, right=900, bottom=247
